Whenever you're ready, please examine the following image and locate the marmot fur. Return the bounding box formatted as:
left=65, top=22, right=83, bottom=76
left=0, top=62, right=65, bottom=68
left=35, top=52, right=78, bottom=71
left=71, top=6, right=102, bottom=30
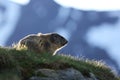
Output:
left=15, top=33, right=68, bottom=55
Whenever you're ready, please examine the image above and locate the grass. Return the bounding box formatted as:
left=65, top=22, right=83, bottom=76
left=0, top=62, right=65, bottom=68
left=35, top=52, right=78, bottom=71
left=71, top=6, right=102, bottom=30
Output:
left=0, top=46, right=119, bottom=80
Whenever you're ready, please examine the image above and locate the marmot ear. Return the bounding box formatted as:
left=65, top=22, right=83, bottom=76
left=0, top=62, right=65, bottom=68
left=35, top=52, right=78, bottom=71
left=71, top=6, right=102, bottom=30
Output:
left=37, top=33, right=42, bottom=36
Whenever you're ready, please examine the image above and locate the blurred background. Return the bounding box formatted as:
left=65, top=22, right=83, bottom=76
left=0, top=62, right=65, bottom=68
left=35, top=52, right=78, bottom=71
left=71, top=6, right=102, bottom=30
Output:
left=0, top=0, right=120, bottom=74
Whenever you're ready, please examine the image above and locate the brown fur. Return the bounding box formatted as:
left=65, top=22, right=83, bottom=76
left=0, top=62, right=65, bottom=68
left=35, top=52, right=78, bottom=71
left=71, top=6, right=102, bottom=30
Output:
left=15, top=33, right=68, bottom=55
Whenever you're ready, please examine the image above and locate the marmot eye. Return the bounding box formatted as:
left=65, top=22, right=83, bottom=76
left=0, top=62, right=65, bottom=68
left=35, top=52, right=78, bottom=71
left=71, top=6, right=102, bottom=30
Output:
left=50, top=34, right=58, bottom=43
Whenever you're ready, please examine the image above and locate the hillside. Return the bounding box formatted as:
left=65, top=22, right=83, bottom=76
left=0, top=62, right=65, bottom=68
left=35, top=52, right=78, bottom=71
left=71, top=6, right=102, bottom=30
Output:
left=0, top=46, right=119, bottom=80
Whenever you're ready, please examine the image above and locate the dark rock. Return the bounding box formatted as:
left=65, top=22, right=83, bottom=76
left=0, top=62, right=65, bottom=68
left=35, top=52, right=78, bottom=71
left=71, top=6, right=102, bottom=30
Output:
left=30, top=68, right=98, bottom=80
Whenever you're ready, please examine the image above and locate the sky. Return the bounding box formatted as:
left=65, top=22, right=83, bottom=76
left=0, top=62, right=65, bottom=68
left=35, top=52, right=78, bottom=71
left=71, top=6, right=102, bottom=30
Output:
left=54, top=0, right=120, bottom=11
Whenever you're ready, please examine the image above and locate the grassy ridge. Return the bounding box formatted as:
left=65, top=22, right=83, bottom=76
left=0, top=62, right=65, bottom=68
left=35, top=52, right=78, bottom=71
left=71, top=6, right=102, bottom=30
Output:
left=0, top=47, right=119, bottom=80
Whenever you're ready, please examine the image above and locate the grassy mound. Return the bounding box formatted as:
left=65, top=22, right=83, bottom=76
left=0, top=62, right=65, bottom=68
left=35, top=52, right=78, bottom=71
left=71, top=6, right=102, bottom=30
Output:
left=0, top=47, right=119, bottom=80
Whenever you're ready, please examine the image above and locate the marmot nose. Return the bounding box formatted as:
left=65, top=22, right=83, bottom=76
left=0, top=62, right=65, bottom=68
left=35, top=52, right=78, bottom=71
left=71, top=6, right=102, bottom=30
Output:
left=62, top=38, right=68, bottom=45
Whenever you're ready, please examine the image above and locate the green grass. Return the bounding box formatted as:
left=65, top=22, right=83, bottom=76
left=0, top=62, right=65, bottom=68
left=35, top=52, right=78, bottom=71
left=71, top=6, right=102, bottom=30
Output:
left=0, top=46, right=119, bottom=80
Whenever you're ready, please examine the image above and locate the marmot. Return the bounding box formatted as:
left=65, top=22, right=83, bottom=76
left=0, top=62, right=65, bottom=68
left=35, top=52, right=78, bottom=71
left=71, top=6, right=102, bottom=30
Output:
left=15, top=33, right=68, bottom=55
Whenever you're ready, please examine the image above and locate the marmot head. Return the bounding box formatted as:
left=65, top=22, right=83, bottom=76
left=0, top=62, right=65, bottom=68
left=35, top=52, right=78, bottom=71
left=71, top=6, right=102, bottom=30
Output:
left=49, top=33, right=68, bottom=48
left=37, top=33, right=68, bottom=54
left=49, top=33, right=68, bottom=55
